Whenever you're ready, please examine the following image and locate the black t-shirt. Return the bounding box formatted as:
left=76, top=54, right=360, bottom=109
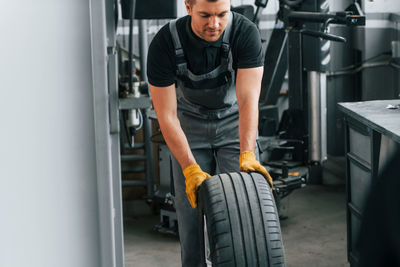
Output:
left=147, top=12, right=264, bottom=87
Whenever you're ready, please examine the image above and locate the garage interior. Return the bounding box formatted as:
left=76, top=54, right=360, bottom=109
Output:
left=1, top=0, right=399, bottom=267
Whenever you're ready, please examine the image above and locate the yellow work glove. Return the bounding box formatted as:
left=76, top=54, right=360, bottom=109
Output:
left=183, top=164, right=211, bottom=208
left=239, top=151, right=273, bottom=189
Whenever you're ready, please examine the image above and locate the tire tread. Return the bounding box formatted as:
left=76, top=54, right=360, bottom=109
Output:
left=199, top=172, right=285, bottom=267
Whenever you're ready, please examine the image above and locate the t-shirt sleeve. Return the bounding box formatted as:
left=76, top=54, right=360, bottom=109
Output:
left=147, top=24, right=176, bottom=87
left=234, top=20, right=264, bottom=69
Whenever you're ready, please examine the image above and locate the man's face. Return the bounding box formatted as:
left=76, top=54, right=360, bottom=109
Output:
left=185, top=0, right=231, bottom=42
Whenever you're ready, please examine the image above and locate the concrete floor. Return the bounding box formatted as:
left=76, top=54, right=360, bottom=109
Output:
left=123, top=158, right=349, bottom=267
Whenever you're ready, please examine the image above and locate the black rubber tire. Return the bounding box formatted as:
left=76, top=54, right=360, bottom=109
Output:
left=198, top=172, right=285, bottom=267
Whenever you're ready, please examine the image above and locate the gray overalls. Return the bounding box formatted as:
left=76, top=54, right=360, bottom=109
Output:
left=169, top=13, right=258, bottom=267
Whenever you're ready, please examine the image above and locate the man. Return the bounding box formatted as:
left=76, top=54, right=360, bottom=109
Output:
left=147, top=0, right=273, bottom=265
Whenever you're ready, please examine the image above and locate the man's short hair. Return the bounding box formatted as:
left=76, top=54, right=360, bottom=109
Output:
left=186, top=0, right=219, bottom=6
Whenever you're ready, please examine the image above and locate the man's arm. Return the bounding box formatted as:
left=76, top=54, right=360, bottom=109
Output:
left=149, top=84, right=196, bottom=169
left=236, top=66, right=274, bottom=187
left=236, top=66, right=263, bottom=152
left=150, top=83, right=211, bottom=208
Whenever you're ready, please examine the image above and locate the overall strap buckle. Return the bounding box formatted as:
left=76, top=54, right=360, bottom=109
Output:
left=221, top=43, right=230, bottom=59
left=177, top=62, right=188, bottom=75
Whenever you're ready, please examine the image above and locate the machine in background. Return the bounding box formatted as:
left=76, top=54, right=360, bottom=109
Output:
left=254, top=0, right=364, bottom=184
left=232, top=0, right=364, bottom=212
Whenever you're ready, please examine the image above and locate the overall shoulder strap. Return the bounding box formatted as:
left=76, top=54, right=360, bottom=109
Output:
left=169, top=18, right=187, bottom=75
left=221, top=12, right=233, bottom=60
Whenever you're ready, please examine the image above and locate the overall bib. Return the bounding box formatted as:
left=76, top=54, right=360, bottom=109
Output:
left=169, top=13, right=258, bottom=267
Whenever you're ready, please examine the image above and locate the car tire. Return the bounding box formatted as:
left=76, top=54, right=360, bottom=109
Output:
left=198, top=172, right=285, bottom=267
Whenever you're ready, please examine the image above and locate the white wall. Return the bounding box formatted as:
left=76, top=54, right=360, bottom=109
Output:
left=329, top=0, right=354, bottom=12
left=0, top=1, right=101, bottom=266
left=177, top=0, right=187, bottom=17
left=362, top=0, right=400, bottom=13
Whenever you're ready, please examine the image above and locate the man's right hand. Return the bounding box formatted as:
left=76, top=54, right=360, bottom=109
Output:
left=239, top=151, right=273, bottom=189
left=183, top=164, right=211, bottom=208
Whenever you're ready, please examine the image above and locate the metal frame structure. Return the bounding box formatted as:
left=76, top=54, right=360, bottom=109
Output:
left=259, top=0, right=365, bottom=169
left=89, top=0, right=125, bottom=266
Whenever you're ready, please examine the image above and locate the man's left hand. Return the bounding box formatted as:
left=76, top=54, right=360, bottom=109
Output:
left=239, top=151, right=273, bottom=188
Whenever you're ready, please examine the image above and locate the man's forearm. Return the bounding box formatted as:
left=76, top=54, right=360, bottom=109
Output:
left=149, top=84, right=196, bottom=170
left=238, top=99, right=259, bottom=153
left=236, top=67, right=263, bottom=153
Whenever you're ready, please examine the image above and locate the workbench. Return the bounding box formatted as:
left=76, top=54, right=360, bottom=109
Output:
left=338, top=99, right=400, bottom=266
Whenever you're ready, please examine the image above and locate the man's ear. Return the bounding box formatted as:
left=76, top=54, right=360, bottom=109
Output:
left=184, top=0, right=192, bottom=15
